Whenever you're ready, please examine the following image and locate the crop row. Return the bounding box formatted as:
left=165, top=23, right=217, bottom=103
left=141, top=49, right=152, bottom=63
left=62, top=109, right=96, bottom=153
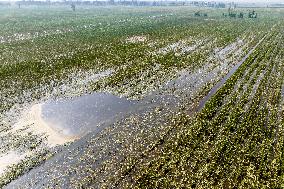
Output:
left=0, top=7, right=282, bottom=187
left=118, top=23, right=284, bottom=188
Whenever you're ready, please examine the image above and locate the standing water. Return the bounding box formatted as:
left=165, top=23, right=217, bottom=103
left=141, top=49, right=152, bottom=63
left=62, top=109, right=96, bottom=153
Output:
left=12, top=92, right=137, bottom=147
left=196, top=35, right=267, bottom=111
left=41, top=92, right=136, bottom=138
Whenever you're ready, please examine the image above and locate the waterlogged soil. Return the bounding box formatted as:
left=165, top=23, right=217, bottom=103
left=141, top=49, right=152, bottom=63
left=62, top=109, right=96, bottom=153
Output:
left=4, top=38, right=260, bottom=188
left=5, top=94, right=180, bottom=189
left=1, top=29, right=270, bottom=188
left=1, top=7, right=278, bottom=187
left=197, top=35, right=267, bottom=111
left=0, top=151, right=28, bottom=176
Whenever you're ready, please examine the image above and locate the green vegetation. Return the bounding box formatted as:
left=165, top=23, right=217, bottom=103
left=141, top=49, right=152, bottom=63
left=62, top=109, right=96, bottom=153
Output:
left=119, top=23, right=284, bottom=188
left=0, top=5, right=283, bottom=188
left=0, top=6, right=275, bottom=111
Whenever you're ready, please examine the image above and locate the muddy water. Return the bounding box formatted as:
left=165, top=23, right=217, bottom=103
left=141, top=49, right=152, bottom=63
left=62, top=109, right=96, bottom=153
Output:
left=41, top=92, right=136, bottom=138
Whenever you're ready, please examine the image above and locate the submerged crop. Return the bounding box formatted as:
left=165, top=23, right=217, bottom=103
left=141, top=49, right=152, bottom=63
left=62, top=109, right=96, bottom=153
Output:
left=0, top=5, right=283, bottom=188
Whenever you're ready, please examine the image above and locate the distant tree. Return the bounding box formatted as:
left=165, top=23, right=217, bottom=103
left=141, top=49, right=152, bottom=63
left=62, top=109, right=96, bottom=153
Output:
left=217, top=3, right=225, bottom=8
left=195, top=11, right=201, bottom=17
left=249, top=10, right=257, bottom=18
left=71, top=4, right=75, bottom=11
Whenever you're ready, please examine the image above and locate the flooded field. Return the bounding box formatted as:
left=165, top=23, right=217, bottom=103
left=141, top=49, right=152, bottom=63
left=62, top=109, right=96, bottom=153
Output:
left=1, top=4, right=284, bottom=188
left=42, top=93, right=135, bottom=136
left=13, top=92, right=136, bottom=146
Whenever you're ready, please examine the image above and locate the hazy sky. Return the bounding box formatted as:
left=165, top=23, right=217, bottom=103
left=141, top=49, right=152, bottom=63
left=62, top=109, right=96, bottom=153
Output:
left=198, top=0, right=283, bottom=3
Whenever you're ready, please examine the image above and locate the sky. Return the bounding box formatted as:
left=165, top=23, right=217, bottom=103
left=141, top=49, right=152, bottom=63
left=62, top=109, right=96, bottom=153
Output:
left=198, top=0, right=283, bottom=2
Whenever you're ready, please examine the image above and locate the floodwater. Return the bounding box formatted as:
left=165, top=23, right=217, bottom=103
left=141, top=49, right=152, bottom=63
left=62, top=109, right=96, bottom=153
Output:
left=41, top=92, right=136, bottom=139
left=196, top=35, right=267, bottom=111
left=5, top=92, right=139, bottom=175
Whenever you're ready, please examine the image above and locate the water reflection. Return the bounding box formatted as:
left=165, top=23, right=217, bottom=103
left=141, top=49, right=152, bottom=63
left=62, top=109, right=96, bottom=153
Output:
left=41, top=92, right=136, bottom=137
